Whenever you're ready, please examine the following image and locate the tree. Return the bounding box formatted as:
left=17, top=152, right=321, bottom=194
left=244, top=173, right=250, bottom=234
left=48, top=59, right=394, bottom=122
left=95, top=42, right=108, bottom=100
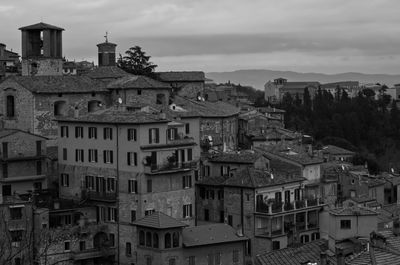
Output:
left=303, top=87, right=312, bottom=112
left=117, top=46, right=157, bottom=76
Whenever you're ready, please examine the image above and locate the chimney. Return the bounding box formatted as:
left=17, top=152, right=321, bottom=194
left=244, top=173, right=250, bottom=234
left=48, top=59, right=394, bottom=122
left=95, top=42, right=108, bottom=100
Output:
left=336, top=247, right=345, bottom=265
left=320, top=251, right=327, bottom=265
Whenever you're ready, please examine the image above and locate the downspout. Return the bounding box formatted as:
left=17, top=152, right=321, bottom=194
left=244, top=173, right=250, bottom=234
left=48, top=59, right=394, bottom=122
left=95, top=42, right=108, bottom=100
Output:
left=116, top=124, right=120, bottom=265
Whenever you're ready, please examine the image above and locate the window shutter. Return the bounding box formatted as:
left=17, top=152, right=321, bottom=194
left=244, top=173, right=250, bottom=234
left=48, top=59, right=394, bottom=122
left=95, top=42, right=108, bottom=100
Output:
left=167, top=129, right=171, bottom=140
left=128, top=180, right=132, bottom=193
left=155, top=129, right=159, bottom=143
left=95, top=150, right=98, bottom=162
left=182, top=176, right=185, bottom=188
left=110, top=151, right=114, bottom=164
left=110, top=129, right=113, bottom=140
left=75, top=149, right=78, bottom=162
left=134, top=129, right=137, bottom=141
left=134, top=180, right=138, bottom=193
left=103, top=128, right=106, bottom=139
left=81, top=150, right=84, bottom=162
left=134, top=152, right=137, bottom=166
left=188, top=149, right=192, bottom=161
left=189, top=175, right=192, bottom=187
left=149, top=129, right=152, bottom=144
left=103, top=150, right=106, bottom=163
left=190, top=204, right=193, bottom=217
left=183, top=205, right=186, bottom=218
left=127, top=152, right=131, bottom=166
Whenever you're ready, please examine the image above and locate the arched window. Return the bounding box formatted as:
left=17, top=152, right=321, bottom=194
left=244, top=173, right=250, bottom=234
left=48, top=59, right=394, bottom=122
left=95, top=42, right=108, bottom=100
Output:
left=146, top=231, right=152, bottom=247
left=6, top=95, right=15, bottom=117
left=88, top=100, right=101, bottom=113
left=172, top=232, right=179, bottom=247
left=54, top=101, right=67, bottom=116
left=139, top=230, right=145, bottom=246
left=165, top=233, right=171, bottom=249
left=153, top=233, right=159, bottom=248
left=156, top=93, right=166, bottom=105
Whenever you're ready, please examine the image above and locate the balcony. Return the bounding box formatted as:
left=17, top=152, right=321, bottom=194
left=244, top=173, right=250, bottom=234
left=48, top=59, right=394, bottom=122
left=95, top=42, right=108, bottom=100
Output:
left=166, top=134, right=196, bottom=146
left=255, top=198, right=324, bottom=215
left=81, top=190, right=117, bottom=202
left=144, top=161, right=197, bottom=174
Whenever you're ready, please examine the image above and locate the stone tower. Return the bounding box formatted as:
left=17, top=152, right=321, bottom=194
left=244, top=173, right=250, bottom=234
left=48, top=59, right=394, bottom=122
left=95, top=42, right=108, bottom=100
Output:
left=97, top=34, right=117, bottom=67
left=19, top=22, right=64, bottom=76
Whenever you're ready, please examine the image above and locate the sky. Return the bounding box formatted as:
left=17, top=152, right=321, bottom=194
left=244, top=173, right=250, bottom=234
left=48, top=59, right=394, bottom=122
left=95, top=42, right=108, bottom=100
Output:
left=2, top=0, right=400, bottom=74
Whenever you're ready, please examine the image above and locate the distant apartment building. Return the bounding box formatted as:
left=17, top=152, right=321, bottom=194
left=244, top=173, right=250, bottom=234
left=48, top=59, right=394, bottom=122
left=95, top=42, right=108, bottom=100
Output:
left=264, top=78, right=320, bottom=103
left=56, top=107, right=199, bottom=264
left=320, top=81, right=360, bottom=98
left=156, top=71, right=205, bottom=99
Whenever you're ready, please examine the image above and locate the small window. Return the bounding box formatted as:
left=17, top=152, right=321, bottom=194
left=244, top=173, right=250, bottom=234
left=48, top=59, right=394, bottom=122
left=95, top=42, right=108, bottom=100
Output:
left=127, top=152, right=138, bottom=166
left=272, top=241, right=280, bottom=250
left=137, top=89, right=142, bottom=95
left=103, top=150, right=113, bottom=164
left=156, top=93, right=166, bottom=105
left=185, top=123, right=190, bottom=134
left=61, top=126, right=69, bottom=138
left=233, top=249, right=239, bottom=262
left=54, top=101, right=66, bottom=116
left=148, top=128, right=160, bottom=144
left=128, top=179, right=138, bottom=193
left=88, top=127, right=97, bottom=139
left=75, top=126, right=84, bottom=138
left=109, top=233, right=115, bottom=246
left=128, top=129, right=137, bottom=141
left=340, top=219, right=351, bottom=229
left=147, top=179, right=152, bottom=193
left=79, top=241, right=86, bottom=251
left=228, top=215, right=233, bottom=226
left=131, top=210, right=136, bottom=222
left=103, top=127, right=113, bottom=140
left=146, top=232, right=152, bottom=247
left=88, top=149, right=98, bottom=163
left=165, top=233, right=171, bottom=249
left=145, top=209, right=155, bottom=216
left=64, top=241, right=70, bottom=251
left=6, top=95, right=15, bottom=118
left=183, top=204, right=192, bottom=218
left=126, top=242, right=132, bottom=256
left=62, top=148, right=67, bottom=160
left=9, top=207, right=22, bottom=220
left=139, top=230, right=145, bottom=246
left=61, top=174, right=69, bottom=187
left=153, top=233, right=159, bottom=248
left=182, top=175, right=192, bottom=188
left=75, top=149, right=84, bottom=162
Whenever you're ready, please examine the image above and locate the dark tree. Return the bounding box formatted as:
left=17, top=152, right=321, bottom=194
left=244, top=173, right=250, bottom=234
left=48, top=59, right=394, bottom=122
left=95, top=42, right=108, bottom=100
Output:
left=303, top=87, right=312, bottom=111
left=117, top=46, right=157, bottom=76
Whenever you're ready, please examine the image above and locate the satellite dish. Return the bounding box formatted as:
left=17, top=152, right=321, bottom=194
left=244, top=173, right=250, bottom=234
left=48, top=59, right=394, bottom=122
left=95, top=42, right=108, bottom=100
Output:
left=117, top=98, right=122, bottom=104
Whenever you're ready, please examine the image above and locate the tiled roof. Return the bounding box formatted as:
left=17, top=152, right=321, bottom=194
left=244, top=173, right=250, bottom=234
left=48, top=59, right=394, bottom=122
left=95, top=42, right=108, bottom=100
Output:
left=107, top=75, right=171, bottom=89
left=257, top=107, right=286, bottom=113
left=182, top=223, right=247, bottom=247
left=382, top=204, right=400, bottom=218
left=256, top=144, right=324, bottom=166
left=199, top=167, right=304, bottom=189
left=133, top=211, right=187, bottom=229
left=55, top=107, right=170, bottom=125
left=239, top=110, right=267, bottom=121
left=156, top=71, right=205, bottom=82
left=19, top=22, right=64, bottom=31
left=322, top=145, right=355, bottom=155
left=85, top=66, right=131, bottom=79
left=8, top=75, right=108, bottom=94
left=379, top=172, right=400, bottom=186
left=208, top=151, right=262, bottom=164
left=329, top=206, right=378, bottom=216
left=256, top=239, right=336, bottom=265
left=0, top=128, right=47, bottom=140
left=172, top=96, right=240, bottom=118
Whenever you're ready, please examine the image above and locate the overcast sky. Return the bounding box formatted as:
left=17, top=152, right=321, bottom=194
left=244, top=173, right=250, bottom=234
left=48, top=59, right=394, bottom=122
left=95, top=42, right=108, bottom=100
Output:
left=2, top=0, right=400, bottom=73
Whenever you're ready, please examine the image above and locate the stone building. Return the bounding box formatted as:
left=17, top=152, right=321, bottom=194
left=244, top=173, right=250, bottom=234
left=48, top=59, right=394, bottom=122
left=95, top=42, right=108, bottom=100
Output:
left=56, top=106, right=199, bottom=264
left=156, top=71, right=205, bottom=99
left=264, top=78, right=320, bottom=103
left=0, top=43, right=20, bottom=79
left=0, top=129, right=48, bottom=198
left=134, top=211, right=248, bottom=265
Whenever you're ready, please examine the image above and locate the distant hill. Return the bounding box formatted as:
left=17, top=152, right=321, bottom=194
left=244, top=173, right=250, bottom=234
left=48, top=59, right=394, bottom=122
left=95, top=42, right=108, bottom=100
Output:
left=206, top=69, right=400, bottom=90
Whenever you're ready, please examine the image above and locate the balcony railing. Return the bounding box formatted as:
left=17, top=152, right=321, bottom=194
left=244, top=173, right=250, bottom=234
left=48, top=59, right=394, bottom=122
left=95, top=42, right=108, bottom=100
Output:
left=256, top=198, right=323, bottom=215
left=144, top=161, right=197, bottom=174
left=166, top=134, right=195, bottom=146
left=81, top=190, right=117, bottom=202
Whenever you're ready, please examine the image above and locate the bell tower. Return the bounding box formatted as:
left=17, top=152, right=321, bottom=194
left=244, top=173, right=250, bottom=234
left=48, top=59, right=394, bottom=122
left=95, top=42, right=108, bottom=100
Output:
left=97, top=32, right=117, bottom=67
left=19, top=22, right=64, bottom=76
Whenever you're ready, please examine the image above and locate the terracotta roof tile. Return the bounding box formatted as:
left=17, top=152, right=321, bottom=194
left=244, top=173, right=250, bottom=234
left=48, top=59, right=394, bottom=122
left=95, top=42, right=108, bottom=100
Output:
left=208, top=151, right=262, bottom=164
left=107, top=75, right=171, bottom=89
left=329, top=206, right=378, bottom=216
left=156, top=71, right=205, bottom=82
left=85, top=66, right=131, bottom=79
left=182, top=223, right=247, bottom=247
left=19, top=22, right=64, bottom=31
left=133, top=211, right=187, bottom=229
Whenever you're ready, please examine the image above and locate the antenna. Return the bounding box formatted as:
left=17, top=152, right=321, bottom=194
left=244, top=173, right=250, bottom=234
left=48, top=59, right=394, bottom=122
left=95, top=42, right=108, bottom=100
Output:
left=104, top=31, right=109, bottom=43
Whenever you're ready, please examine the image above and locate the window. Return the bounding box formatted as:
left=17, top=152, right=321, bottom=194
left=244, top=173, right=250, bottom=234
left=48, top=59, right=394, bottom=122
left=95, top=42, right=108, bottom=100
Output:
left=85, top=175, right=95, bottom=190
left=185, top=123, right=190, bottom=134
left=127, top=152, right=138, bottom=166
left=182, top=175, right=192, bottom=188
left=228, top=215, right=233, bottom=226
left=89, top=127, right=97, bottom=139
left=61, top=174, right=69, bottom=187
left=146, top=232, right=152, bottom=247
left=2, top=142, right=8, bottom=159
left=148, top=128, right=159, bottom=144
left=220, top=211, right=225, bottom=223
left=107, top=207, right=117, bottom=222
left=139, top=230, right=145, bottom=246
left=75, top=149, right=84, bottom=162
left=79, top=241, right=86, bottom=251
left=103, top=150, right=113, bottom=164
left=169, top=259, right=176, bottom=265
left=54, top=101, right=66, bottom=116
left=6, top=95, right=15, bottom=117
left=218, top=190, right=224, bottom=200
left=128, top=128, right=137, bottom=141
left=187, top=148, right=192, bottom=161
left=156, top=93, right=166, bottom=105
left=215, top=252, right=221, bottom=265
left=204, top=209, right=209, bottom=221
left=137, top=89, right=142, bottom=95
left=153, top=233, right=159, bottom=248
left=131, top=210, right=136, bottom=222
left=233, top=250, right=239, bottom=263
left=147, top=179, right=152, bottom=192
left=106, top=177, right=115, bottom=192
left=64, top=241, right=70, bottom=251
left=61, top=126, right=69, bottom=137
left=246, top=193, right=251, bottom=201
left=128, top=179, right=138, bottom=193
left=145, top=209, right=155, bottom=216
left=62, top=148, right=67, bottom=160
left=36, top=161, right=42, bottom=175
left=340, top=219, right=351, bottom=229
left=88, top=149, right=98, bottom=162
left=9, top=207, right=22, bottom=220
left=183, top=204, right=193, bottom=218
left=10, top=230, right=23, bottom=242
left=165, top=233, right=171, bottom=248
left=103, top=127, right=113, bottom=140
left=189, top=256, right=195, bottom=265
left=109, top=233, right=115, bottom=246
left=36, top=140, right=42, bottom=156
left=126, top=242, right=132, bottom=256
left=75, top=126, right=84, bottom=138
left=272, top=241, right=280, bottom=250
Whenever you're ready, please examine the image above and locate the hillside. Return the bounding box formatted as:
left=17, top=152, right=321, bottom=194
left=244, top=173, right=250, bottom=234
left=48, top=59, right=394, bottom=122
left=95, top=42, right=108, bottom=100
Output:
left=206, top=69, right=400, bottom=90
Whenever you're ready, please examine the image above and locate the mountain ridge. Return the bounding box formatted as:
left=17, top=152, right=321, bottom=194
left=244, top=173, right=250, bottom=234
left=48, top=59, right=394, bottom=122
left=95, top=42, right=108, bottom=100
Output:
left=206, top=69, right=400, bottom=90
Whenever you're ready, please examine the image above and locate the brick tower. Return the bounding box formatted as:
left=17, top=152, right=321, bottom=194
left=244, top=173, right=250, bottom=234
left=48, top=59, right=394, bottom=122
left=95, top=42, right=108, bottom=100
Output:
left=19, top=22, right=64, bottom=76
left=97, top=33, right=117, bottom=67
